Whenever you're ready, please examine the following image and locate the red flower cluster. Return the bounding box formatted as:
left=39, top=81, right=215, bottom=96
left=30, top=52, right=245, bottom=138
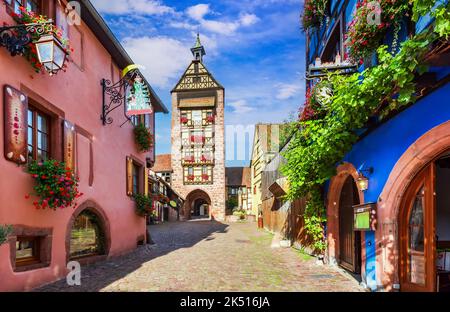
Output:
left=180, top=117, right=189, bottom=124
left=206, top=115, right=215, bottom=123
left=202, top=174, right=209, bottom=181
left=27, top=160, right=82, bottom=210
left=345, top=0, right=408, bottom=61
left=302, top=0, right=328, bottom=30
left=12, top=7, right=72, bottom=73
left=187, top=175, right=195, bottom=181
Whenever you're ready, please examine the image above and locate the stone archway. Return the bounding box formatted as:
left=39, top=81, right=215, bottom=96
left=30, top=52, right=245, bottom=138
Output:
left=377, top=121, right=450, bottom=291
left=326, top=162, right=365, bottom=276
left=65, top=200, right=111, bottom=264
left=184, top=190, right=212, bottom=220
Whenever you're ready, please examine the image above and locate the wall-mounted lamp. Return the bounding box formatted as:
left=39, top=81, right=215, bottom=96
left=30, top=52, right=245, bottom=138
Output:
left=0, top=21, right=68, bottom=76
left=356, top=167, right=374, bottom=192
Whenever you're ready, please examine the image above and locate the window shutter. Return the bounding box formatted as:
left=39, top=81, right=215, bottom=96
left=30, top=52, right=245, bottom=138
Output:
left=126, top=157, right=133, bottom=196
left=4, top=85, right=28, bottom=165
left=144, top=168, right=149, bottom=196
left=63, top=120, right=76, bottom=170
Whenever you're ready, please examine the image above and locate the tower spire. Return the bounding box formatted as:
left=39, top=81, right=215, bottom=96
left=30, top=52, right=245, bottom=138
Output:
left=191, top=33, right=206, bottom=62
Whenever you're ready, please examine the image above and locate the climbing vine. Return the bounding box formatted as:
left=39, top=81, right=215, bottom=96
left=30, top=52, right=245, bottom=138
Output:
left=0, top=225, right=12, bottom=246
left=283, top=0, right=450, bottom=253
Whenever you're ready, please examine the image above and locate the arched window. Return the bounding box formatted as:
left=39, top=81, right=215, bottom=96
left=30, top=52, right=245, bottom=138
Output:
left=69, top=210, right=106, bottom=259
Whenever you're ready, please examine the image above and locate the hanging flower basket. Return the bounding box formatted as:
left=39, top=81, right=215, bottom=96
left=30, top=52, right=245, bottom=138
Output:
left=302, top=0, right=329, bottom=30
left=345, top=0, right=409, bottom=62
left=134, top=123, right=153, bottom=152
left=133, top=193, right=154, bottom=217
left=11, top=7, right=72, bottom=73
left=26, top=160, right=82, bottom=210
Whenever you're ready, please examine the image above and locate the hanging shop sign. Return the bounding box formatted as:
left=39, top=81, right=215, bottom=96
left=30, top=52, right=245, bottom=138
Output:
left=102, top=66, right=154, bottom=125
left=125, top=72, right=153, bottom=117
left=170, top=200, right=177, bottom=208
left=353, top=203, right=377, bottom=231
left=4, top=85, right=28, bottom=165
left=63, top=120, right=76, bottom=170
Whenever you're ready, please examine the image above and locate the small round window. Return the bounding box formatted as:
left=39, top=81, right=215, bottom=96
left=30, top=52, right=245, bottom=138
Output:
left=70, top=210, right=106, bottom=259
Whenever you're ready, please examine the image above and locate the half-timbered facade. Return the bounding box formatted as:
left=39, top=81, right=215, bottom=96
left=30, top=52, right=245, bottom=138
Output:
left=170, top=35, right=226, bottom=221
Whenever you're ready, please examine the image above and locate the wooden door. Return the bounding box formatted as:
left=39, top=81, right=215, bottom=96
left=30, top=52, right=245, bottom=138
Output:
left=339, top=176, right=361, bottom=273
left=400, top=164, right=436, bottom=292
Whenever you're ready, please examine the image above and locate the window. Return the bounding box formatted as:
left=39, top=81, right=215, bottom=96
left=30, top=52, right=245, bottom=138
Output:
left=188, top=167, right=194, bottom=175
left=28, top=107, right=50, bottom=162
left=6, top=0, right=41, bottom=14
left=16, top=236, right=40, bottom=267
left=132, top=163, right=140, bottom=195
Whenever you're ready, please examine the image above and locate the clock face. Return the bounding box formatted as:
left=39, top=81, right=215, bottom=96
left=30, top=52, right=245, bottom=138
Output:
left=314, top=83, right=333, bottom=108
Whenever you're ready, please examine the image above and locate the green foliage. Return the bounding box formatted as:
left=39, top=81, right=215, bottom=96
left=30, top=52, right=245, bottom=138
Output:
left=0, top=225, right=12, bottom=246
left=233, top=209, right=246, bottom=220
left=279, top=112, right=300, bottom=147
left=226, top=197, right=238, bottom=210
left=134, top=123, right=153, bottom=153
left=285, top=0, right=450, bottom=253
left=28, top=160, right=82, bottom=210
left=133, top=193, right=154, bottom=217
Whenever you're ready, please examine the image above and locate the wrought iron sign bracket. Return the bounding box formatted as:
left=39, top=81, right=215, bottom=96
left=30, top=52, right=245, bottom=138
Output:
left=305, top=63, right=358, bottom=81
left=101, top=77, right=130, bottom=126
left=0, top=21, right=53, bottom=57
left=101, top=69, right=152, bottom=126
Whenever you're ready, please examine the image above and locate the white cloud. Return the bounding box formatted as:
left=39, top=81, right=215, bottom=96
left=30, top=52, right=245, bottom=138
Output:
left=276, top=83, right=302, bottom=100
left=182, top=4, right=259, bottom=36
left=228, top=100, right=254, bottom=113
left=91, top=0, right=174, bottom=15
left=122, top=36, right=192, bottom=88
left=186, top=4, right=210, bottom=21
left=240, top=13, right=259, bottom=26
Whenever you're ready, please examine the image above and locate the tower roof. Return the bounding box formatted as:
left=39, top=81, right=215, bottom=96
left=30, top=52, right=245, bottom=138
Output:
left=191, top=33, right=206, bottom=62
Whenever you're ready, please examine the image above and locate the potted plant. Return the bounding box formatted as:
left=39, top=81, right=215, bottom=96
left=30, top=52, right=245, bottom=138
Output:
left=134, top=123, right=153, bottom=152
left=27, top=160, right=82, bottom=210
left=133, top=193, right=153, bottom=217
left=302, top=0, right=329, bottom=30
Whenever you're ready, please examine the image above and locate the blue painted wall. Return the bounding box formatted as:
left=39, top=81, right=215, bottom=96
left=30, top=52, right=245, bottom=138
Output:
left=342, top=82, right=450, bottom=289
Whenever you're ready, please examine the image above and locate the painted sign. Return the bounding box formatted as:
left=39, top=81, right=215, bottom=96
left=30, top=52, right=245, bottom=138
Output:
left=353, top=203, right=377, bottom=231
left=63, top=120, right=76, bottom=170
left=125, top=73, right=153, bottom=117
left=179, top=97, right=215, bottom=108
left=4, top=85, right=28, bottom=165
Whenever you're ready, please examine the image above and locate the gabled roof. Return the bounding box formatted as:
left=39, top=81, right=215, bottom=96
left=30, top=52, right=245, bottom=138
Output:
left=153, top=154, right=172, bottom=172
left=171, top=60, right=223, bottom=92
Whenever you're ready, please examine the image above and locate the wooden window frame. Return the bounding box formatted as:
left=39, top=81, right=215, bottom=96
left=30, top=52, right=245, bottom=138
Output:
left=27, top=106, right=51, bottom=162
left=127, top=155, right=145, bottom=197
left=15, top=236, right=41, bottom=267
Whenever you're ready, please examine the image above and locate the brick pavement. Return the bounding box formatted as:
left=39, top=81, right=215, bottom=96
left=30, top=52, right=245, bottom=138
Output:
left=36, top=221, right=364, bottom=292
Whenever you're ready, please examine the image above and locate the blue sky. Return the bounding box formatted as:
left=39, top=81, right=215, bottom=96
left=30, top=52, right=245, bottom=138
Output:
left=91, top=0, right=305, bottom=166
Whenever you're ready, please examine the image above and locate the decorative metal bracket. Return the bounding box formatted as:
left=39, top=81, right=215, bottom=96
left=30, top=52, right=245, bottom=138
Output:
left=101, top=77, right=130, bottom=126
left=306, top=63, right=358, bottom=80
left=101, top=69, right=152, bottom=126
left=0, top=21, right=53, bottom=57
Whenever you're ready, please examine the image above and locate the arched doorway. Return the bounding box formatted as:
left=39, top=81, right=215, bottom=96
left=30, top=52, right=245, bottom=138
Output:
left=339, top=175, right=362, bottom=274
left=399, top=150, right=450, bottom=292
left=184, top=190, right=211, bottom=220
left=66, top=200, right=110, bottom=261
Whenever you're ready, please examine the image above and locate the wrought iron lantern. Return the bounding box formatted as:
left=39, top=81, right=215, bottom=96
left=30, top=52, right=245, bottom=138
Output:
left=0, top=20, right=67, bottom=75
left=35, top=34, right=68, bottom=76
left=356, top=167, right=374, bottom=192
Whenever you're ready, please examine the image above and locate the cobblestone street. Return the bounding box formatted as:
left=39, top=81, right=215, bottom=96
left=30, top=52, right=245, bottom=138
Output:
left=37, top=221, right=364, bottom=292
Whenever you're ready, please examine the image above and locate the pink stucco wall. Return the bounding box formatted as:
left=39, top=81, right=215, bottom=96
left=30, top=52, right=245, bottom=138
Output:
left=0, top=6, right=148, bottom=291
